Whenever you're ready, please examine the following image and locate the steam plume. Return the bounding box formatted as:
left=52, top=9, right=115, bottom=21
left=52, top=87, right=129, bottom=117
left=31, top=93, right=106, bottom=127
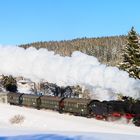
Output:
left=0, top=45, right=140, bottom=100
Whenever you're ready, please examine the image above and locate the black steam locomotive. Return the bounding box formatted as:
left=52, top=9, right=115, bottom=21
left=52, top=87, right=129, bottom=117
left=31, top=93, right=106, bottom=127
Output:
left=7, top=92, right=140, bottom=127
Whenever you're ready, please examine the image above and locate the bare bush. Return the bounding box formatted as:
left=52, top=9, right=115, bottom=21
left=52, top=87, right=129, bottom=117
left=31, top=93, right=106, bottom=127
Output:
left=9, top=114, right=25, bottom=124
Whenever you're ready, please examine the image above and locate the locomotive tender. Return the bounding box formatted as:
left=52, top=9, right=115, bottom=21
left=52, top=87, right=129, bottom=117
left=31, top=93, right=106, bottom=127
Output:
left=7, top=92, right=140, bottom=126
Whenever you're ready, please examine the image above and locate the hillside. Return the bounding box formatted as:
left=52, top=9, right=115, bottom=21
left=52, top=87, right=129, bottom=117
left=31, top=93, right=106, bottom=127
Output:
left=20, top=36, right=127, bottom=66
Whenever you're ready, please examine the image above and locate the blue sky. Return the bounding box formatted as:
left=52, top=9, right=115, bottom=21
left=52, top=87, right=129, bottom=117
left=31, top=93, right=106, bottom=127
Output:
left=0, top=0, right=140, bottom=45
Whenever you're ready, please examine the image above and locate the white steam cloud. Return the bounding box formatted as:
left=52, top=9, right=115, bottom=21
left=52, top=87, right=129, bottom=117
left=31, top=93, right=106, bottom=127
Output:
left=0, top=45, right=140, bottom=100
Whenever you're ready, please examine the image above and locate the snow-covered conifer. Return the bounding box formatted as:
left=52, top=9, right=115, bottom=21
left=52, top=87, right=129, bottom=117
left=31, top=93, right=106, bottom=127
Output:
left=119, top=27, right=140, bottom=79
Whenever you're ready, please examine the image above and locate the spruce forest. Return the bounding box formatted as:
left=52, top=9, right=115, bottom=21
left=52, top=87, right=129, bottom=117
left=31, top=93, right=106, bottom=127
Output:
left=20, top=28, right=140, bottom=79
left=20, top=35, right=127, bottom=66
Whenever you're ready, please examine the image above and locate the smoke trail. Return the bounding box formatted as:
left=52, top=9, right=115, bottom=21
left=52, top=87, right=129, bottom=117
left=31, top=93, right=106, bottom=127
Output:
left=0, top=45, right=140, bottom=100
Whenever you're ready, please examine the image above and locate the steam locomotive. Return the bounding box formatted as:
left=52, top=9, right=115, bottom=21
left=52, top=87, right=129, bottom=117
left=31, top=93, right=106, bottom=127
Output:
left=7, top=92, right=140, bottom=127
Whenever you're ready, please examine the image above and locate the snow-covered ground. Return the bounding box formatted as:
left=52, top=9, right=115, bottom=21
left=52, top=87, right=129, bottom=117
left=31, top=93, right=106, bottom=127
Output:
left=0, top=103, right=140, bottom=139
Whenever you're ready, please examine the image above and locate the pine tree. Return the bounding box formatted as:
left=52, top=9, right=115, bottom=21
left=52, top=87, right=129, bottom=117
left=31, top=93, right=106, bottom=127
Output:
left=1, top=75, right=17, bottom=92
left=119, top=27, right=140, bottom=79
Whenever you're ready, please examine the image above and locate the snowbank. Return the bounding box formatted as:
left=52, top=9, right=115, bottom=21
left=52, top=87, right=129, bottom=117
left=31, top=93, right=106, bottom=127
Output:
left=0, top=103, right=140, bottom=135
left=0, top=103, right=140, bottom=139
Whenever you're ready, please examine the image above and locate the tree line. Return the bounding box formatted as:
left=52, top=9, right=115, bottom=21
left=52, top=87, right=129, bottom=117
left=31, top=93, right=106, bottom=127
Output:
left=20, top=36, right=127, bottom=66
left=20, top=28, right=140, bottom=79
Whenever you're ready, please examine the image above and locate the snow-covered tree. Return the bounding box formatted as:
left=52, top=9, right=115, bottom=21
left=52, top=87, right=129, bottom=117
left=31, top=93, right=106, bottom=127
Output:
left=1, top=75, right=17, bottom=92
left=119, top=27, right=140, bottom=79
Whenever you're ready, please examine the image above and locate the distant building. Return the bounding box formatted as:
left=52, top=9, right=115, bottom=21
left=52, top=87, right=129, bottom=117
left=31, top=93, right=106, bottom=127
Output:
left=17, top=79, right=36, bottom=94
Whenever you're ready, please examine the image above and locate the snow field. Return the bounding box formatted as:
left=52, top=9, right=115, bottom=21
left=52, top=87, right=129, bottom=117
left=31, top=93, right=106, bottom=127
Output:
left=0, top=103, right=140, bottom=136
